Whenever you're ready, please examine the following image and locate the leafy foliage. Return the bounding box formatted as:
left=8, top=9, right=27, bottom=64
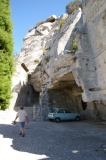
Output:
left=41, top=46, right=50, bottom=51
left=66, top=0, right=82, bottom=14
left=0, top=0, right=14, bottom=110
left=71, top=38, right=78, bottom=51
left=59, top=19, right=66, bottom=29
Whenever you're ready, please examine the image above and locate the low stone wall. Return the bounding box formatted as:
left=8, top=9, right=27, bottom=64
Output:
left=14, top=105, right=42, bottom=122
left=14, top=107, right=33, bottom=121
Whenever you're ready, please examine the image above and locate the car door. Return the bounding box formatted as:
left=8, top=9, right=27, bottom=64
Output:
left=64, top=109, right=73, bottom=120
left=57, top=109, right=65, bottom=120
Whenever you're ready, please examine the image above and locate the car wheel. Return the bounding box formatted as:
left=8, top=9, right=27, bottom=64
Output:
left=49, top=119, right=53, bottom=121
left=75, top=116, right=80, bottom=121
left=55, top=118, right=60, bottom=123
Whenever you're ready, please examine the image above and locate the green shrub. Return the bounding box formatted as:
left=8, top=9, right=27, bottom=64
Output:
left=59, top=19, right=66, bottom=29
left=71, top=38, right=78, bottom=51
left=41, top=46, right=50, bottom=51
left=45, top=55, right=50, bottom=62
left=103, top=13, right=106, bottom=19
left=66, top=0, right=82, bottom=14
left=34, top=59, right=39, bottom=64
left=0, top=0, right=14, bottom=110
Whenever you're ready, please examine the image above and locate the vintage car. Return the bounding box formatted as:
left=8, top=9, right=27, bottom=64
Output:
left=48, top=108, right=80, bottom=123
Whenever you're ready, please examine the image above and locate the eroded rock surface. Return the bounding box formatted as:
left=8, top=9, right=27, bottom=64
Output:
left=11, top=0, right=106, bottom=121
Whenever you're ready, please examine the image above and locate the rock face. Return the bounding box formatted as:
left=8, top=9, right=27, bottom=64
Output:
left=11, top=0, right=106, bottom=121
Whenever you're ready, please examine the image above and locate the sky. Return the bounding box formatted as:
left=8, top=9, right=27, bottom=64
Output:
left=10, top=0, right=72, bottom=53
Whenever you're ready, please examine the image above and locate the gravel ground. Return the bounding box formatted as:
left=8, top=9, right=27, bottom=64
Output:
left=0, top=118, right=106, bottom=160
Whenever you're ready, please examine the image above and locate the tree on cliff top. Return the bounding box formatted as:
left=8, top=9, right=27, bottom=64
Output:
left=0, top=0, right=14, bottom=110
left=66, top=0, right=82, bottom=14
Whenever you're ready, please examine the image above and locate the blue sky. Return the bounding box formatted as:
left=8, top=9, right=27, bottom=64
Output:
left=10, top=0, right=72, bottom=53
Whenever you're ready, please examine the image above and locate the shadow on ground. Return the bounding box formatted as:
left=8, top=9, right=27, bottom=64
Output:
left=0, top=121, right=106, bottom=160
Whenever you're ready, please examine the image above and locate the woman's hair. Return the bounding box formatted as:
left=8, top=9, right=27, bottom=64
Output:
left=20, top=106, right=24, bottom=110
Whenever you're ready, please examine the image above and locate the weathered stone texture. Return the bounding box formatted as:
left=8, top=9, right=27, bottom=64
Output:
left=10, top=0, right=106, bottom=120
left=82, top=0, right=106, bottom=104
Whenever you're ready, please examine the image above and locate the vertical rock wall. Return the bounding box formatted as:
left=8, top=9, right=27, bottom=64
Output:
left=82, top=0, right=106, bottom=120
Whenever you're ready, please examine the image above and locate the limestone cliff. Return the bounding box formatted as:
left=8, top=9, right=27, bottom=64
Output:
left=11, top=0, right=106, bottom=121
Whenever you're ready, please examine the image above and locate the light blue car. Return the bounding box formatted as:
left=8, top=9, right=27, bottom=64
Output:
left=48, top=108, right=80, bottom=123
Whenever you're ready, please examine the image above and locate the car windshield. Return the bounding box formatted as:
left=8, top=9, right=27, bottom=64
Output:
left=50, top=109, right=56, bottom=113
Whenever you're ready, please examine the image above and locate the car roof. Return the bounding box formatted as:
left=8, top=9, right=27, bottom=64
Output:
left=54, top=108, right=69, bottom=110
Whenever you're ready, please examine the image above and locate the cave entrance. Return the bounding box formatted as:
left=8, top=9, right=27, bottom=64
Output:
left=47, top=72, right=83, bottom=113
left=15, top=84, right=39, bottom=107
left=81, top=99, right=87, bottom=110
